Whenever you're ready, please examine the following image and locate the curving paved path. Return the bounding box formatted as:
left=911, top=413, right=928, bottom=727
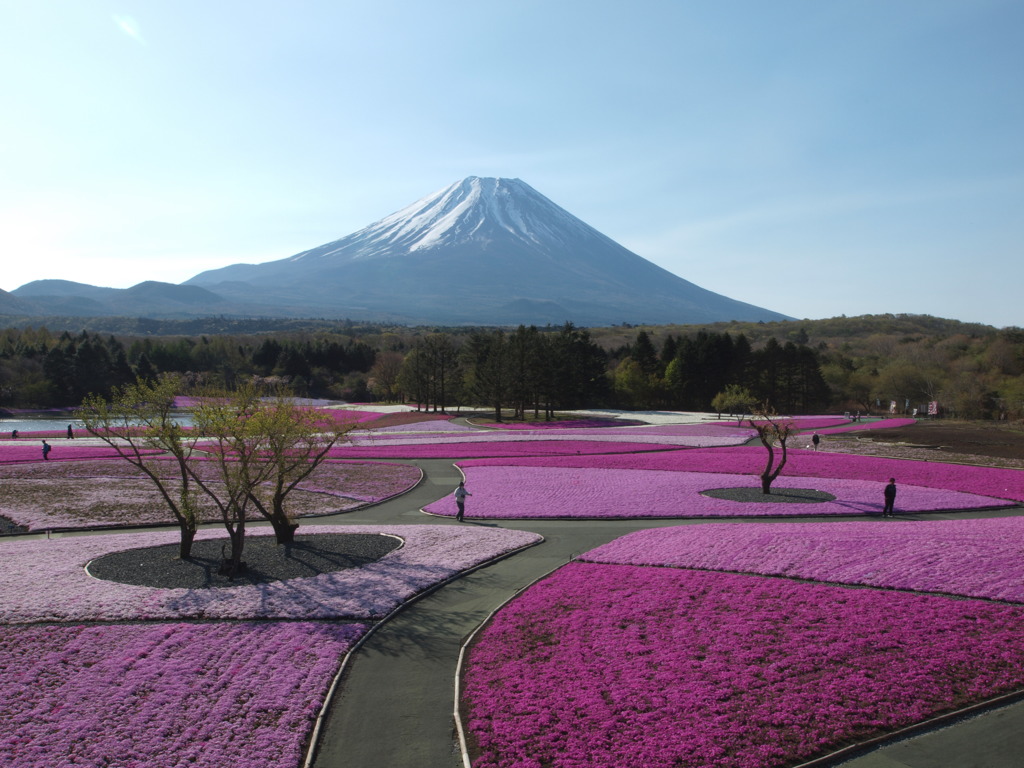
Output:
left=306, top=458, right=1024, bottom=768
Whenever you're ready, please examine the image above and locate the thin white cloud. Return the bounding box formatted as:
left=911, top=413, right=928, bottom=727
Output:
left=112, top=14, right=145, bottom=45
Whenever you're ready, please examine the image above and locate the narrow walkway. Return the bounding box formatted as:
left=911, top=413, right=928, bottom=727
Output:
left=308, top=460, right=1024, bottom=768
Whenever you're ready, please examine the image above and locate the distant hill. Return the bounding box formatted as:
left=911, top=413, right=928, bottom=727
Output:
left=9, top=280, right=242, bottom=319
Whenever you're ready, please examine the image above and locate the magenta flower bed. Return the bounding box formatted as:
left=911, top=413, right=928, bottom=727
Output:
left=818, top=417, right=917, bottom=435
left=328, top=441, right=680, bottom=459
left=424, top=466, right=1008, bottom=519
left=463, top=446, right=1024, bottom=502
left=0, top=621, right=364, bottom=768
left=463, top=563, right=1024, bottom=768
left=0, top=525, right=542, bottom=623
left=582, top=517, right=1024, bottom=603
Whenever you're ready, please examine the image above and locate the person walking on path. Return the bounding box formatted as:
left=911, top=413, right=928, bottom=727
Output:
left=42, top=440, right=51, bottom=461
left=883, top=478, right=897, bottom=516
left=67, top=424, right=74, bottom=439
left=811, top=432, right=820, bottom=451
left=454, top=481, right=472, bottom=522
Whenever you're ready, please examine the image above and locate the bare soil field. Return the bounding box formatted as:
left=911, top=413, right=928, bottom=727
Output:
left=824, top=420, right=1024, bottom=468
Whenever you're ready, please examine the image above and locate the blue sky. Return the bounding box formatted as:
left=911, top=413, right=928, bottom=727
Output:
left=2, top=1, right=1021, bottom=327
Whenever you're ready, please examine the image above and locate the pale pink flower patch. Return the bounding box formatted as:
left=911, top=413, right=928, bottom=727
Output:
left=0, top=525, right=542, bottom=623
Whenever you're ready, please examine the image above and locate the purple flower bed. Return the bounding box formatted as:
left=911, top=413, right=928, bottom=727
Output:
left=424, top=466, right=1009, bottom=519
left=0, top=525, right=542, bottom=623
left=581, top=517, right=1024, bottom=603
left=0, top=459, right=421, bottom=531
left=0, top=621, right=364, bottom=768
left=462, top=446, right=1024, bottom=502
left=463, top=563, right=1024, bottom=768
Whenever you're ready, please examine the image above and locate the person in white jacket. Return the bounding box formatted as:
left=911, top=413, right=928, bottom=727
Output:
left=454, top=481, right=472, bottom=522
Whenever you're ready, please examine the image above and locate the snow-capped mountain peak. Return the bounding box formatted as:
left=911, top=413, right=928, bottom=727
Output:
left=289, top=176, right=602, bottom=263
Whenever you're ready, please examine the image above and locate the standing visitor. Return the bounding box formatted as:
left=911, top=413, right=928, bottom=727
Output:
left=882, top=478, right=897, bottom=517
left=811, top=432, right=820, bottom=451
left=67, top=424, right=74, bottom=439
left=42, top=440, right=51, bottom=461
left=454, top=481, right=472, bottom=522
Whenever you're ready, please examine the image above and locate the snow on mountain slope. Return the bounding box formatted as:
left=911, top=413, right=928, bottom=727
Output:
left=287, top=177, right=608, bottom=264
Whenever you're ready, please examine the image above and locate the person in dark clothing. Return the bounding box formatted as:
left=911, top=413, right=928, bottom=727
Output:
left=42, top=440, right=51, bottom=461
left=811, top=432, right=820, bottom=451
left=882, top=478, right=897, bottom=516
left=67, top=424, right=74, bottom=439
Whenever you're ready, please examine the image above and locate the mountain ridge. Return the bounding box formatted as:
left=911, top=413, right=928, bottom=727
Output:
left=8, top=177, right=791, bottom=326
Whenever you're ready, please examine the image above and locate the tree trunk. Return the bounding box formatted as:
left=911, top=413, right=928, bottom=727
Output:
left=177, top=525, right=196, bottom=560
left=219, top=519, right=247, bottom=579
left=274, top=522, right=300, bottom=544
left=760, top=444, right=775, bottom=494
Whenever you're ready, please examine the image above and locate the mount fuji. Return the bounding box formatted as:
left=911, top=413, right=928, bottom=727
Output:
left=183, top=177, right=789, bottom=325
left=9, top=177, right=790, bottom=325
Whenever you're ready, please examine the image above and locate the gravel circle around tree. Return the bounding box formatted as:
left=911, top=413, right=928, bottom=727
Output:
left=86, top=533, right=402, bottom=589
left=700, top=487, right=837, bottom=503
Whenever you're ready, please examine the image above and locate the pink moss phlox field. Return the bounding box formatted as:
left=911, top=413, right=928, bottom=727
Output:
left=581, top=518, right=1024, bottom=603
left=463, top=563, right=1024, bottom=768
left=0, top=525, right=541, bottom=623
left=315, top=408, right=383, bottom=425
left=743, top=416, right=852, bottom=431
left=424, top=466, right=1008, bottom=519
left=463, top=446, right=1024, bottom=502
left=0, top=621, right=364, bottom=768
left=328, top=441, right=680, bottom=460
left=817, top=417, right=918, bottom=435
left=0, top=444, right=166, bottom=464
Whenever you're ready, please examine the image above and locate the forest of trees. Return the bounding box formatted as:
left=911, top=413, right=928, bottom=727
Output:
left=1, top=313, right=1022, bottom=421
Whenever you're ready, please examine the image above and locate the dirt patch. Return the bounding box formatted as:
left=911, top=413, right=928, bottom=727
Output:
left=841, top=421, right=1024, bottom=461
